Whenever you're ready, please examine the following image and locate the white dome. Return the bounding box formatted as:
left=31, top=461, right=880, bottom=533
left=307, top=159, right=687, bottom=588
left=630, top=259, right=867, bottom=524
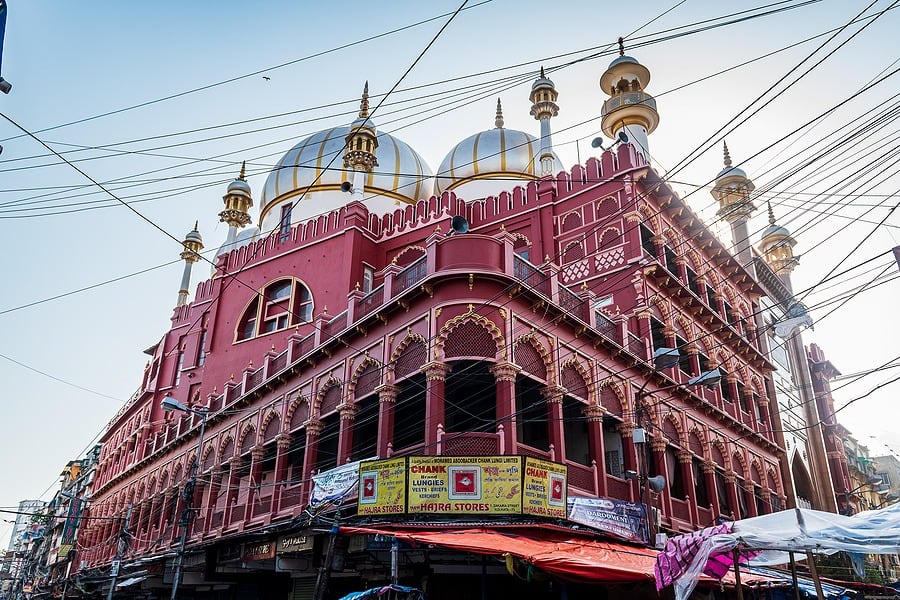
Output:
left=435, top=126, right=562, bottom=198
left=259, top=126, right=433, bottom=227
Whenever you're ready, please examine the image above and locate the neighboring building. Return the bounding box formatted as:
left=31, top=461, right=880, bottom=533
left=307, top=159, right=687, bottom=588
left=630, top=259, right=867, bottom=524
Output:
left=71, top=50, right=787, bottom=600
left=874, top=454, right=900, bottom=505
left=6, top=500, right=46, bottom=552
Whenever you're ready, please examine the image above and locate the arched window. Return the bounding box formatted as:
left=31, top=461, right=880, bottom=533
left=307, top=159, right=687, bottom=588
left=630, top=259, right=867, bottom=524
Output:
left=235, top=279, right=314, bottom=341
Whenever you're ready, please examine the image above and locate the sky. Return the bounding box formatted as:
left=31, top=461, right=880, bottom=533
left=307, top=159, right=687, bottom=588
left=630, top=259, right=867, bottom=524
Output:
left=0, top=1, right=898, bottom=544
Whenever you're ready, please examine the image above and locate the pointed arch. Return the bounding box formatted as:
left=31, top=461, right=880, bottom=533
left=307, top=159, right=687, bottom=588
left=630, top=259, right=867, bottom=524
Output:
left=560, top=210, right=583, bottom=233
left=560, top=357, right=592, bottom=401
left=513, top=334, right=551, bottom=382
left=562, top=240, right=585, bottom=263
left=390, top=333, right=428, bottom=381
left=261, top=411, right=281, bottom=444
left=201, top=444, right=216, bottom=471
left=596, top=195, right=619, bottom=219
left=661, top=413, right=683, bottom=446
left=350, top=357, right=382, bottom=400
left=598, top=379, right=627, bottom=418
left=391, top=245, right=426, bottom=267
left=710, top=439, right=728, bottom=468
left=238, top=424, right=256, bottom=455
left=438, top=312, right=505, bottom=361
left=219, top=436, right=235, bottom=462
left=287, top=396, right=310, bottom=431
left=315, top=377, right=344, bottom=417
left=687, top=427, right=706, bottom=457
left=598, top=226, right=622, bottom=250
left=731, top=451, right=748, bottom=477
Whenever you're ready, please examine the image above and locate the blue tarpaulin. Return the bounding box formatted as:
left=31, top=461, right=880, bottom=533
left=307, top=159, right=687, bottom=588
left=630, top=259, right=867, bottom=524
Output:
left=339, top=584, right=424, bottom=600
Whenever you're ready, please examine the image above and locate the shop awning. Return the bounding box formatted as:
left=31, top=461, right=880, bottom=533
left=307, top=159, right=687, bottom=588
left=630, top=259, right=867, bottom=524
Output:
left=115, top=576, right=147, bottom=588
left=341, top=526, right=659, bottom=583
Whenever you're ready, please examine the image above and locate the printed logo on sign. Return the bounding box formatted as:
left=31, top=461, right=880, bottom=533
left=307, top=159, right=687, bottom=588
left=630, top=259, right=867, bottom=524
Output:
left=448, top=466, right=481, bottom=499
left=549, top=473, right=565, bottom=506
left=360, top=471, right=378, bottom=504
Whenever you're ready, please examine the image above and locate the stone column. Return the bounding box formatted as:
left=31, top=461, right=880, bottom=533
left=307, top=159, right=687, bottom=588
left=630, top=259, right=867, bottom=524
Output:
left=651, top=437, right=671, bottom=519
left=489, top=362, right=520, bottom=453
left=300, top=420, right=323, bottom=499
left=704, top=462, right=721, bottom=518
left=541, top=385, right=566, bottom=462
left=222, top=458, right=242, bottom=525
left=423, top=362, right=451, bottom=454
left=677, top=448, right=697, bottom=526
left=724, top=470, right=740, bottom=519
left=375, top=385, right=400, bottom=458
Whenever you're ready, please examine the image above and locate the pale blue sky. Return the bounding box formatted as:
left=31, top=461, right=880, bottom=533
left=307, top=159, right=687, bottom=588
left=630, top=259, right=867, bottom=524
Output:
left=1, top=0, right=898, bottom=543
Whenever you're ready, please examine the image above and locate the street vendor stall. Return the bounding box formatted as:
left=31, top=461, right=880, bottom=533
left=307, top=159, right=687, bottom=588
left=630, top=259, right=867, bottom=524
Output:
left=655, top=503, right=900, bottom=600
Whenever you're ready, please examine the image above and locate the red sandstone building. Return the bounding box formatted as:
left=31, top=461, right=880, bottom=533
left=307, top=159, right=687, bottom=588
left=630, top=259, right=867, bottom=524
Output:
left=75, top=51, right=786, bottom=600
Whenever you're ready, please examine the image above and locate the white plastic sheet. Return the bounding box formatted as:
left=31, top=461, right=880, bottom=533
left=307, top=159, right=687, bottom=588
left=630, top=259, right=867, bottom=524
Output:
left=664, top=503, right=900, bottom=600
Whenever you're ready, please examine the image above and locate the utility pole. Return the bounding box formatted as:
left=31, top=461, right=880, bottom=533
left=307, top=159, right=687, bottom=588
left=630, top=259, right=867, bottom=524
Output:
left=106, top=504, right=132, bottom=600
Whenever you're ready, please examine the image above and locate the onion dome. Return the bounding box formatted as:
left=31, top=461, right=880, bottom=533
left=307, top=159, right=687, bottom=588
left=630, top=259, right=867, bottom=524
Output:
left=259, top=85, right=432, bottom=229
left=434, top=99, right=563, bottom=198
left=180, top=221, right=204, bottom=262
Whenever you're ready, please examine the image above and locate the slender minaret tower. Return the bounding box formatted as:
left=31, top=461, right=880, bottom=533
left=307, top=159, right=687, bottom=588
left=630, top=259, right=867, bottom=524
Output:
left=529, top=67, right=559, bottom=177
left=219, top=162, right=253, bottom=251
left=343, top=82, right=379, bottom=202
left=599, top=38, right=659, bottom=160
left=712, top=142, right=756, bottom=267
left=759, top=201, right=799, bottom=293
left=177, top=222, right=204, bottom=307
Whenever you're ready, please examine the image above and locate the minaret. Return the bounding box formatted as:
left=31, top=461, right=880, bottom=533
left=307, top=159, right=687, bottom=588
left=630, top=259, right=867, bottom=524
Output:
left=343, top=82, right=379, bottom=202
left=759, top=201, right=799, bottom=293
left=219, top=162, right=253, bottom=250
left=177, top=222, right=204, bottom=307
left=529, top=67, right=559, bottom=177
left=712, top=142, right=756, bottom=267
left=599, top=37, right=659, bottom=160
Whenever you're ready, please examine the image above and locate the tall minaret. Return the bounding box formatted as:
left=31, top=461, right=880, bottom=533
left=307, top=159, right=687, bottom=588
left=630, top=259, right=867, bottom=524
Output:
left=599, top=37, right=659, bottom=160
left=219, top=162, right=253, bottom=250
left=712, top=142, right=756, bottom=267
left=343, top=82, right=379, bottom=202
left=529, top=67, right=559, bottom=177
left=759, top=201, right=799, bottom=293
left=177, top=222, right=204, bottom=307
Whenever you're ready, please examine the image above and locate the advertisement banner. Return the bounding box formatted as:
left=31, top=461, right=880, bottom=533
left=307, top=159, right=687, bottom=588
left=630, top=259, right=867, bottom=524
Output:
left=406, top=456, right=523, bottom=514
left=522, top=457, right=568, bottom=518
left=309, top=460, right=364, bottom=510
left=358, top=457, right=408, bottom=516
left=566, top=496, right=650, bottom=544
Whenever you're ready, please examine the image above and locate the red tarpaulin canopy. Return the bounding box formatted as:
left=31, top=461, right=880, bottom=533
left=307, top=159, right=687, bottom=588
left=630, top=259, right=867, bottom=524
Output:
left=341, top=525, right=786, bottom=587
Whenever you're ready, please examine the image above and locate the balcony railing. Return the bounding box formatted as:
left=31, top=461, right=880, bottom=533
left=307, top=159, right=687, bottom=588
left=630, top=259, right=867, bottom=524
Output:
left=395, top=256, right=427, bottom=294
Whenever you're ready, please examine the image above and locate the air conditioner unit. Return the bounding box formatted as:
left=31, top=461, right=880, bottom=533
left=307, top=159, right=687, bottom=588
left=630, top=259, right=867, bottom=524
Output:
left=655, top=533, right=669, bottom=549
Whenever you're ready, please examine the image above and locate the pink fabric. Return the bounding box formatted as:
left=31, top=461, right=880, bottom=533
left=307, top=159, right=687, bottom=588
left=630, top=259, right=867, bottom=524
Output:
left=655, top=522, right=735, bottom=590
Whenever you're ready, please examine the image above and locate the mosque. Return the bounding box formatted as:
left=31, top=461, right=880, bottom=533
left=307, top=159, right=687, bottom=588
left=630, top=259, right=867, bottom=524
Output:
left=72, top=43, right=826, bottom=600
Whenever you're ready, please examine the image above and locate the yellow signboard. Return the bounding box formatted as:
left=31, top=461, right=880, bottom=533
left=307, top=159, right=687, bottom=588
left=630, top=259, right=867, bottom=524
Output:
left=358, top=457, right=408, bottom=516
left=407, top=456, right=523, bottom=514
left=522, top=457, right=568, bottom=518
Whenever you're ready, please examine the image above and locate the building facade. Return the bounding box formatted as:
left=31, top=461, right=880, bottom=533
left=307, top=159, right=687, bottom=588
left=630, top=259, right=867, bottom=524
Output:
left=71, top=52, right=788, bottom=600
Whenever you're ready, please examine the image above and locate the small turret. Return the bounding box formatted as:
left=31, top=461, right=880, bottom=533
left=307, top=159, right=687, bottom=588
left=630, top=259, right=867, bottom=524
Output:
left=529, top=67, right=559, bottom=177
left=219, top=162, right=253, bottom=251
left=599, top=38, right=659, bottom=160
left=177, top=222, right=204, bottom=307
left=759, top=201, right=799, bottom=285
left=712, top=142, right=756, bottom=265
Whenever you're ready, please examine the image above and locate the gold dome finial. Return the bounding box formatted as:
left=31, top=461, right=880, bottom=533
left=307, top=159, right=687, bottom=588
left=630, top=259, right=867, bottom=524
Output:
left=618, top=37, right=625, bottom=56
left=359, top=81, right=370, bottom=119
left=723, top=141, right=732, bottom=169
left=767, top=199, right=776, bottom=226
left=494, top=98, right=504, bottom=128
left=238, top=161, right=246, bottom=181
left=193, top=220, right=199, bottom=232
left=540, top=66, right=546, bottom=78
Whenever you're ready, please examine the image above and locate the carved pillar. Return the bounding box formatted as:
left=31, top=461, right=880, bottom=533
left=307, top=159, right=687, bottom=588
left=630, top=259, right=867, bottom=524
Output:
left=704, top=461, right=721, bottom=518
left=584, top=404, right=607, bottom=496
left=758, top=397, right=771, bottom=440
left=651, top=437, right=671, bottom=520
left=272, top=434, right=292, bottom=513
left=724, top=470, right=740, bottom=520
left=490, top=362, right=520, bottom=453
left=677, top=448, right=697, bottom=526
left=203, top=467, right=223, bottom=531
left=617, top=421, right=639, bottom=502
left=541, top=385, right=566, bottom=462
left=634, top=307, right=652, bottom=361
left=223, top=458, right=242, bottom=525
left=301, top=420, right=323, bottom=497
left=336, top=402, right=359, bottom=464
left=375, top=385, right=400, bottom=458
left=423, top=361, right=451, bottom=454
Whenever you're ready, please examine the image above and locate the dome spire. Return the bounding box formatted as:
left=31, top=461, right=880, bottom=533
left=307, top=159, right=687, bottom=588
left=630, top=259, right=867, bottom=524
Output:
left=723, top=141, right=733, bottom=169
left=177, top=222, right=204, bottom=307
left=767, top=199, right=776, bottom=226
left=358, top=81, right=370, bottom=120
left=238, top=160, right=246, bottom=181
left=529, top=66, right=559, bottom=176
left=494, top=99, right=504, bottom=129
left=599, top=37, right=658, bottom=162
